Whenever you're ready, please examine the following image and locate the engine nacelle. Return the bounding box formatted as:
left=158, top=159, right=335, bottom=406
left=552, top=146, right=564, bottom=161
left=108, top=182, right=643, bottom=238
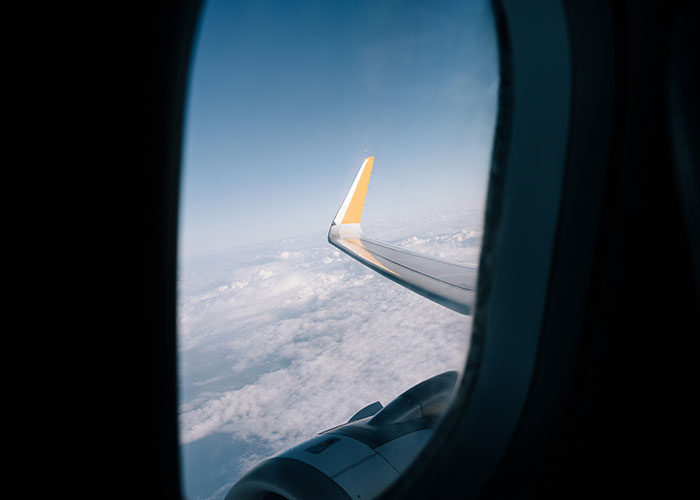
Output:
left=225, top=371, right=458, bottom=500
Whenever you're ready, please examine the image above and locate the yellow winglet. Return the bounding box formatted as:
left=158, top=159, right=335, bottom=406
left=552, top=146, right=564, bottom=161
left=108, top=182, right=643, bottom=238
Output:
left=342, top=157, right=374, bottom=224
left=333, top=157, right=374, bottom=225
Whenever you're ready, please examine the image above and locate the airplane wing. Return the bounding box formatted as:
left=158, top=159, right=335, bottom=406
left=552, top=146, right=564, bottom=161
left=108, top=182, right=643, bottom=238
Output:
left=328, top=157, right=477, bottom=315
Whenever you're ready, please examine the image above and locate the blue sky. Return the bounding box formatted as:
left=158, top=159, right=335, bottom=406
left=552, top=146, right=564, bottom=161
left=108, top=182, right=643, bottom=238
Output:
left=179, top=0, right=498, bottom=258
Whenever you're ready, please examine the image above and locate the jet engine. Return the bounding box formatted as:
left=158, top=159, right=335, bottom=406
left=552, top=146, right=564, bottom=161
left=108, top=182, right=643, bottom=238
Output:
left=225, top=371, right=458, bottom=500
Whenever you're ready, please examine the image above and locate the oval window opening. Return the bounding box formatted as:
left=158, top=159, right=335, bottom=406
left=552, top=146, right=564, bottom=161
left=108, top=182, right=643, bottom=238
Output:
left=178, top=1, right=499, bottom=498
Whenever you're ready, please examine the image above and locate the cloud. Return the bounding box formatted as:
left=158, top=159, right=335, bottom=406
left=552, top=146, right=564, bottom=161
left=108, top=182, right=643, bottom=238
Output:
left=257, top=269, right=275, bottom=280
left=177, top=208, right=481, bottom=490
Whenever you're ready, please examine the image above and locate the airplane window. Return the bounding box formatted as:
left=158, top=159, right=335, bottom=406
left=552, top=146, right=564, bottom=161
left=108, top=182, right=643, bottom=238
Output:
left=177, top=1, right=498, bottom=499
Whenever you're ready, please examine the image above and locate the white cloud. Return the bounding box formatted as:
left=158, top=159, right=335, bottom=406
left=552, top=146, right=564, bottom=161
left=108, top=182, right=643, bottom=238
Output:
left=177, top=208, right=481, bottom=487
left=258, top=269, right=275, bottom=279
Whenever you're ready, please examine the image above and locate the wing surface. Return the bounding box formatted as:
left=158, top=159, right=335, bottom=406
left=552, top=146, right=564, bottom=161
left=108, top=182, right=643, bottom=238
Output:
left=328, top=157, right=477, bottom=315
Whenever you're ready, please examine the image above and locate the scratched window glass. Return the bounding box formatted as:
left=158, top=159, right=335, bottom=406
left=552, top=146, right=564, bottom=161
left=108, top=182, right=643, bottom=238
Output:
left=178, top=1, right=498, bottom=498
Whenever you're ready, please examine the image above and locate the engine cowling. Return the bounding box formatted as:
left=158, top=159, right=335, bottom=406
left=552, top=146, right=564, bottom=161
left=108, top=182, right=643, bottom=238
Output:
left=225, top=371, right=458, bottom=500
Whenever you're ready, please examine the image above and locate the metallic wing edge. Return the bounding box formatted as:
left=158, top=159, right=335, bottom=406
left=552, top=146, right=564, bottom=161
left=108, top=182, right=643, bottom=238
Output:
left=328, top=157, right=476, bottom=315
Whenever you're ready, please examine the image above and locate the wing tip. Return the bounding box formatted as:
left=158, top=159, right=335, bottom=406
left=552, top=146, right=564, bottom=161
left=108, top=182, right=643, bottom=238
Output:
left=332, top=156, right=375, bottom=226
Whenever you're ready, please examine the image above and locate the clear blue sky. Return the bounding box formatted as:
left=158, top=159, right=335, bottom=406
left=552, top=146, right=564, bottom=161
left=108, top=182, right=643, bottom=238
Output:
left=179, top=0, right=498, bottom=258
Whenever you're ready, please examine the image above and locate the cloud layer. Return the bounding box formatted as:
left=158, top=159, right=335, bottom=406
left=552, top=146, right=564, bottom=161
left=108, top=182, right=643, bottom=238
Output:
left=177, top=209, right=482, bottom=498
